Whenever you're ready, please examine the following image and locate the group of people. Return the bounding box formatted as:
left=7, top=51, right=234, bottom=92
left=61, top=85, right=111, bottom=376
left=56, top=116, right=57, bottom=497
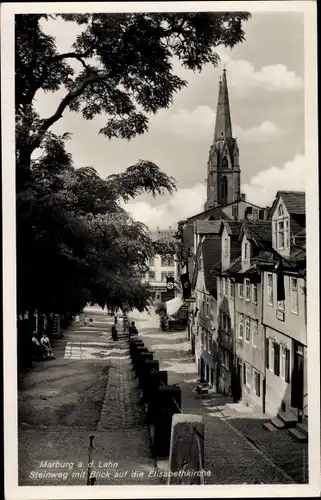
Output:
left=31, top=332, right=55, bottom=360
left=75, top=314, right=93, bottom=325
left=111, top=316, right=138, bottom=341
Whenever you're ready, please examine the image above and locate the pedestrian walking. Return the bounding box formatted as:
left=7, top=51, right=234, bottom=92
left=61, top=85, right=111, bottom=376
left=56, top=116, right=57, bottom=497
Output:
left=123, top=316, right=129, bottom=334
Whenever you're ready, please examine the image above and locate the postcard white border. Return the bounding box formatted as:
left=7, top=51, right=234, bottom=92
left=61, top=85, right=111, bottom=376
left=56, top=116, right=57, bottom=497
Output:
left=1, top=1, right=319, bottom=499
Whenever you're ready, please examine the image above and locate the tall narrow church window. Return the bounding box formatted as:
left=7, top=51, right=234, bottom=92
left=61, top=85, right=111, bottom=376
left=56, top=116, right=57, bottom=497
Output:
left=220, top=176, right=228, bottom=205
left=222, top=157, right=228, bottom=169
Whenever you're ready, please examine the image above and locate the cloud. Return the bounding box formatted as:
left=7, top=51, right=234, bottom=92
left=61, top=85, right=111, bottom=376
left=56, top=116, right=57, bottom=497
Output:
left=124, top=154, right=306, bottom=229
left=220, top=54, right=303, bottom=95
left=234, top=121, right=287, bottom=143
left=242, top=154, right=306, bottom=206
left=123, top=183, right=207, bottom=230
left=152, top=106, right=285, bottom=143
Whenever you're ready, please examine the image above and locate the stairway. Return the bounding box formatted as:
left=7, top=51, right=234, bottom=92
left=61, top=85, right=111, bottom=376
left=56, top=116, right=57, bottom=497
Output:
left=288, top=421, right=308, bottom=443
left=263, top=410, right=298, bottom=432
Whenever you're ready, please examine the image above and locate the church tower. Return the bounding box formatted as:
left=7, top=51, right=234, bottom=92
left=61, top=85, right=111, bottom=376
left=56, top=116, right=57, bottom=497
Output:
left=204, top=70, right=241, bottom=211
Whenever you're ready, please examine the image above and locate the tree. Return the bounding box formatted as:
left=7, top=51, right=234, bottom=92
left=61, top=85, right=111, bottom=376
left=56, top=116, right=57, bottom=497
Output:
left=16, top=12, right=251, bottom=316
left=16, top=12, right=251, bottom=182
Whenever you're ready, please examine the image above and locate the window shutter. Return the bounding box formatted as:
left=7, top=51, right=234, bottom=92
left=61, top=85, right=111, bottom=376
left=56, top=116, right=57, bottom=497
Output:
left=285, top=348, right=290, bottom=383
left=257, top=373, right=261, bottom=397
left=265, top=338, right=269, bottom=369
left=274, top=343, right=280, bottom=376
left=243, top=363, right=246, bottom=384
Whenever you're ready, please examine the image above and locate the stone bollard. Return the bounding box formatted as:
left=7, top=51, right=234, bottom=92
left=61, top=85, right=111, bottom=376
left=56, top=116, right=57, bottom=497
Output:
left=167, top=414, right=204, bottom=485
left=129, top=339, right=143, bottom=358
left=137, top=352, right=154, bottom=387
left=148, top=370, right=168, bottom=424
left=152, top=386, right=182, bottom=459
left=132, top=345, right=147, bottom=368
left=142, top=360, right=159, bottom=403
left=133, top=347, right=149, bottom=375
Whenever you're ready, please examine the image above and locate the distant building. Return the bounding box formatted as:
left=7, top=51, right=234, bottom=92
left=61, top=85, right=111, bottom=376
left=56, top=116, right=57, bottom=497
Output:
left=142, top=227, right=178, bottom=303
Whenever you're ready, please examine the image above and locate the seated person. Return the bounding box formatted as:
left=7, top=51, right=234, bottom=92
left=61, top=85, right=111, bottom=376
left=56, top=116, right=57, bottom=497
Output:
left=40, top=333, right=55, bottom=359
left=128, top=321, right=138, bottom=336
left=31, top=334, right=45, bottom=360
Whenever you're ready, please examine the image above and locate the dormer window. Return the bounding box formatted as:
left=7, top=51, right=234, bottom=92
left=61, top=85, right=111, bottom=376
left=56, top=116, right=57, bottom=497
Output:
left=277, top=220, right=284, bottom=248
left=243, top=241, right=249, bottom=262
left=275, top=202, right=289, bottom=251
left=224, top=237, right=229, bottom=257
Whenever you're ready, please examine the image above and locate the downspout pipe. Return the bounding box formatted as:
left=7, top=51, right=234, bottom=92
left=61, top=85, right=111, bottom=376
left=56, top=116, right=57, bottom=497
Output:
left=261, top=270, right=266, bottom=414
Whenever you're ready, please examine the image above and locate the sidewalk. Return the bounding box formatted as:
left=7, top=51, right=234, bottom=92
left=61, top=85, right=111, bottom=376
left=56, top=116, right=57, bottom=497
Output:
left=133, top=313, right=308, bottom=484
left=18, top=313, right=161, bottom=486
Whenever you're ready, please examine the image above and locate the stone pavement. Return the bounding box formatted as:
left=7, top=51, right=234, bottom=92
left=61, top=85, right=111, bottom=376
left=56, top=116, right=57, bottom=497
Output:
left=130, top=310, right=308, bottom=484
left=18, top=311, right=161, bottom=486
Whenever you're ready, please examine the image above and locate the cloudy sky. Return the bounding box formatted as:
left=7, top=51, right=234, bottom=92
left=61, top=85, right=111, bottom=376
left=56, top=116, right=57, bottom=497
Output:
left=34, top=11, right=305, bottom=229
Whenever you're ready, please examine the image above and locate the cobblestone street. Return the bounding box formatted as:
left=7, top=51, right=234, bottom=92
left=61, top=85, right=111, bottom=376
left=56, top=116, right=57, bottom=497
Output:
left=130, top=310, right=308, bottom=485
left=18, top=308, right=308, bottom=487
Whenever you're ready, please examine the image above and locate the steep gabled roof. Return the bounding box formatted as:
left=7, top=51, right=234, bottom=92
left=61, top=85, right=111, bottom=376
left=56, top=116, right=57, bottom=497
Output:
left=195, top=220, right=223, bottom=235
left=202, top=235, right=221, bottom=294
left=221, top=220, right=243, bottom=237
left=187, top=206, right=230, bottom=223
left=239, top=220, right=272, bottom=247
left=269, top=191, right=306, bottom=218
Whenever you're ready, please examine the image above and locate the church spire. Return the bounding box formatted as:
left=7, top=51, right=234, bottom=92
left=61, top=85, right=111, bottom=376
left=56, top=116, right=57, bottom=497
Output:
left=214, top=69, right=232, bottom=140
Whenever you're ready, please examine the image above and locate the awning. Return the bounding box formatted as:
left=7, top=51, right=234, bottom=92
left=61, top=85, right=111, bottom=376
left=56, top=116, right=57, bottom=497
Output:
left=166, top=296, right=184, bottom=316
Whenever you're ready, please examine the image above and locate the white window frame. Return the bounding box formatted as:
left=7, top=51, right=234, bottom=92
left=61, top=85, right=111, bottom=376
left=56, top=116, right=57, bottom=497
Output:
left=239, top=282, right=244, bottom=299
left=224, top=237, right=229, bottom=257
left=207, top=332, right=212, bottom=354
left=243, top=241, right=249, bottom=262
left=238, top=313, right=244, bottom=339
left=252, top=283, right=258, bottom=304
left=277, top=220, right=285, bottom=249
left=251, top=320, right=258, bottom=348
left=149, top=271, right=156, bottom=281
left=290, top=277, right=299, bottom=314
left=161, top=272, right=168, bottom=282
left=284, top=218, right=289, bottom=249
left=253, top=369, right=260, bottom=395
left=205, top=295, right=210, bottom=318
left=245, top=317, right=251, bottom=343
left=245, top=363, right=252, bottom=388
left=280, top=345, right=286, bottom=380
left=268, top=339, right=275, bottom=373
left=267, top=273, right=273, bottom=306
left=224, top=278, right=229, bottom=296
left=245, top=278, right=251, bottom=301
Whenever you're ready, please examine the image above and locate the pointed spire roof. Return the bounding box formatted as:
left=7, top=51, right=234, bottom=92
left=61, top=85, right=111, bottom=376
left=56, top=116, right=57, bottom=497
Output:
left=214, top=69, right=233, bottom=140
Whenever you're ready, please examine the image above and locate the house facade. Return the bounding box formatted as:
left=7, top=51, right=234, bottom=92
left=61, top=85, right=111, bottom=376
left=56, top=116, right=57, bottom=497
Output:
left=142, top=227, right=178, bottom=303
left=260, top=191, right=307, bottom=419
left=190, top=221, right=223, bottom=388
